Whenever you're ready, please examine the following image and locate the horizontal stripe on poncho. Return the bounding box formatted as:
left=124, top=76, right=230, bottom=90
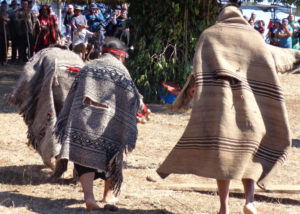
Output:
left=157, top=6, right=300, bottom=190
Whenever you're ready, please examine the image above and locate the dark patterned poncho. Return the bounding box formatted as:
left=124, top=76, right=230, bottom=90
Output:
left=55, top=53, right=142, bottom=194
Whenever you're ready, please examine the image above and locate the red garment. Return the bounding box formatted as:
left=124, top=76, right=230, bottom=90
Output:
left=36, top=16, right=56, bottom=50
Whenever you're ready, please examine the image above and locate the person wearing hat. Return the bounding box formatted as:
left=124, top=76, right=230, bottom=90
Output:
left=0, top=1, right=9, bottom=65
left=71, top=5, right=88, bottom=32
left=268, top=18, right=281, bottom=46
left=8, top=0, right=19, bottom=11
left=72, top=22, right=99, bottom=60
left=8, top=0, right=19, bottom=63
left=85, top=3, right=105, bottom=56
left=63, top=4, right=74, bottom=44
left=86, top=3, right=105, bottom=33
left=15, top=0, right=37, bottom=62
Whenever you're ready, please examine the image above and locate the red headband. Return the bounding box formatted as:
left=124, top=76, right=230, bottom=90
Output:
left=102, top=47, right=127, bottom=58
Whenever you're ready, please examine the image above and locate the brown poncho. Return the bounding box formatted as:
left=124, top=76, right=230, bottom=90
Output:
left=8, top=48, right=84, bottom=169
left=157, top=6, right=300, bottom=189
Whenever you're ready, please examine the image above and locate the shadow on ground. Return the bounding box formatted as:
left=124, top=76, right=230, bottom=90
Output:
left=148, top=104, right=190, bottom=116
left=185, top=190, right=300, bottom=207
left=0, top=164, right=75, bottom=186
left=0, top=191, right=173, bottom=214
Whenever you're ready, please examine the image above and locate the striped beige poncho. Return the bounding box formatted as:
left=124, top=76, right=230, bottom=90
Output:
left=157, top=6, right=300, bottom=189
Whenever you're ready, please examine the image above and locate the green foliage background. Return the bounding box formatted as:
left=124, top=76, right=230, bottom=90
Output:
left=126, top=0, right=219, bottom=103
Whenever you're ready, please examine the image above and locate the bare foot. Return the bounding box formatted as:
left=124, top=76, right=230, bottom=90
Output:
left=86, top=200, right=101, bottom=211
left=217, top=210, right=229, bottom=214
left=244, top=203, right=257, bottom=214
left=100, top=196, right=118, bottom=204
left=101, top=195, right=119, bottom=204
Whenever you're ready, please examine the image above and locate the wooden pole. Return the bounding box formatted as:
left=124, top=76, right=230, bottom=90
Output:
left=58, top=0, right=62, bottom=32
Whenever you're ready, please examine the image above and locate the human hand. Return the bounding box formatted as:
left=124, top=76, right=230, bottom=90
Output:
left=136, top=105, right=151, bottom=124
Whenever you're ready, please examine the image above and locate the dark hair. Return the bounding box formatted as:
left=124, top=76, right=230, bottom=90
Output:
left=227, top=0, right=242, bottom=6
left=219, top=0, right=242, bottom=13
left=39, top=5, right=50, bottom=16
left=102, top=37, right=128, bottom=52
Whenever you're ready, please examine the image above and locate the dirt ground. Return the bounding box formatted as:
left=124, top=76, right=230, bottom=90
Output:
left=1, top=64, right=300, bottom=214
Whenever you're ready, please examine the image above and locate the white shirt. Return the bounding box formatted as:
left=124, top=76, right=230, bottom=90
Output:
left=72, top=28, right=94, bottom=46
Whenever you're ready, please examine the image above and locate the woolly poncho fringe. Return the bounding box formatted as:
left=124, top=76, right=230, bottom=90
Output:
left=8, top=48, right=84, bottom=169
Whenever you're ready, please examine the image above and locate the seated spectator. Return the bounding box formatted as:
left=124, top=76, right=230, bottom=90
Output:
left=72, top=23, right=98, bottom=60
left=278, top=18, right=293, bottom=48
left=268, top=19, right=281, bottom=46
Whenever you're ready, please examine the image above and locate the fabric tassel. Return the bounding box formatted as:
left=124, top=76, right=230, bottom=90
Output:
left=107, top=151, right=124, bottom=195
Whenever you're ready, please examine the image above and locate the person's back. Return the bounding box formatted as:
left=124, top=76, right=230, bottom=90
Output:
left=8, top=47, right=84, bottom=169
left=157, top=2, right=300, bottom=214
left=55, top=37, right=144, bottom=211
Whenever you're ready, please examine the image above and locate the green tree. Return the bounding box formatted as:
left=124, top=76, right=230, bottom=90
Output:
left=126, top=0, right=219, bottom=102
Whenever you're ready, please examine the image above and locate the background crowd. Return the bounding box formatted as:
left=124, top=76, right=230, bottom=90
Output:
left=244, top=11, right=300, bottom=49
left=0, top=0, right=130, bottom=65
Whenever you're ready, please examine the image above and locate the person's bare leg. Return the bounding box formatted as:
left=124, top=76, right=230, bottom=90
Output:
left=216, top=179, right=230, bottom=214
left=81, top=45, right=87, bottom=61
left=80, top=172, right=100, bottom=210
left=242, top=179, right=257, bottom=214
left=101, top=180, right=118, bottom=203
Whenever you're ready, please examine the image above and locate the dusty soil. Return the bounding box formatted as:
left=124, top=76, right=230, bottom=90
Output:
left=0, top=64, right=300, bottom=214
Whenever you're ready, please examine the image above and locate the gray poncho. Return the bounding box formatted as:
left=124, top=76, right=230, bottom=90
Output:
left=8, top=48, right=84, bottom=169
left=56, top=53, right=142, bottom=193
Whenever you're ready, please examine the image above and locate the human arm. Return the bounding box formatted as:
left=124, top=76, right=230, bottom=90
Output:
left=71, top=16, right=77, bottom=30
left=112, top=13, right=117, bottom=25
left=278, top=26, right=292, bottom=38
left=73, top=26, right=84, bottom=36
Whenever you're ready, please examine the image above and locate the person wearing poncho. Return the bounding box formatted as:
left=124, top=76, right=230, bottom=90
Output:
left=157, top=2, right=300, bottom=214
left=8, top=47, right=84, bottom=170
left=55, top=37, right=143, bottom=211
